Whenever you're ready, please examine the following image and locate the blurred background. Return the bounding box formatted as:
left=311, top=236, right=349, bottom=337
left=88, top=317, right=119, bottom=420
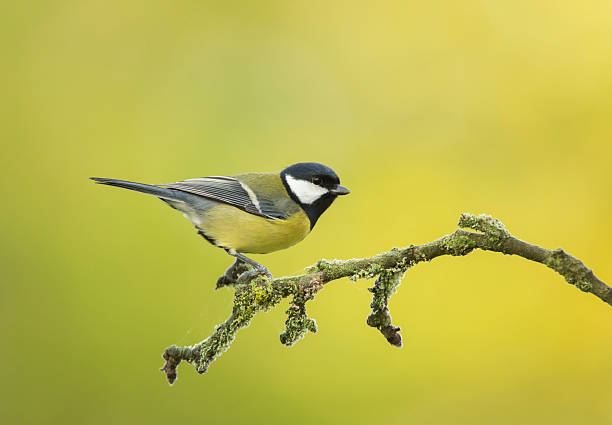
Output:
left=2, top=1, right=611, bottom=424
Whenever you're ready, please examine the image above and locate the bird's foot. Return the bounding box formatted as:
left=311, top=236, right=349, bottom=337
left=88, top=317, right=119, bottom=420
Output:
left=236, top=266, right=273, bottom=284
left=215, top=274, right=234, bottom=289
left=224, top=250, right=273, bottom=284
left=216, top=259, right=251, bottom=289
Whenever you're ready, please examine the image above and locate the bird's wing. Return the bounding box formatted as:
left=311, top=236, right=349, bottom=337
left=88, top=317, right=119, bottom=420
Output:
left=159, top=176, right=287, bottom=219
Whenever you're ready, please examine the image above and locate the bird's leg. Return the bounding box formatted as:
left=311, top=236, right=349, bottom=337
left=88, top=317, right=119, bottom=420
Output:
left=226, top=249, right=273, bottom=283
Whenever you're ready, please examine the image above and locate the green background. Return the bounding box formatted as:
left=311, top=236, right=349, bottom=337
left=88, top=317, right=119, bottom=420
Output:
left=2, top=1, right=611, bottom=424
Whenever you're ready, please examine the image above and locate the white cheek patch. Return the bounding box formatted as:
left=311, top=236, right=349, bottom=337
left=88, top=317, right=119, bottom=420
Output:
left=285, top=174, right=329, bottom=204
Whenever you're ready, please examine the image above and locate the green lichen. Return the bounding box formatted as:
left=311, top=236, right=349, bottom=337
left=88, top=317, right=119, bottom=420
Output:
left=234, top=280, right=282, bottom=318
left=368, top=271, right=402, bottom=311
left=280, top=304, right=318, bottom=346
left=388, top=256, right=410, bottom=273
left=544, top=248, right=593, bottom=293
left=349, top=263, right=384, bottom=282
left=459, top=213, right=508, bottom=234
left=575, top=280, right=593, bottom=292
left=443, top=234, right=478, bottom=256
left=194, top=322, right=237, bottom=374
left=366, top=271, right=403, bottom=347
left=279, top=279, right=322, bottom=346
left=309, top=258, right=352, bottom=280
left=191, top=280, right=283, bottom=373
left=543, top=248, right=564, bottom=270
left=458, top=213, right=510, bottom=248
left=313, top=258, right=341, bottom=271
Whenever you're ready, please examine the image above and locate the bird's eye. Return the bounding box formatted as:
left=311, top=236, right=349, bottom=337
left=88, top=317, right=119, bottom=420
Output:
left=311, top=177, right=322, bottom=185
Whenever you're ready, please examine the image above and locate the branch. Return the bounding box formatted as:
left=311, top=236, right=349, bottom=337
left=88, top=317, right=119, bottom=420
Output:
left=161, top=213, right=611, bottom=384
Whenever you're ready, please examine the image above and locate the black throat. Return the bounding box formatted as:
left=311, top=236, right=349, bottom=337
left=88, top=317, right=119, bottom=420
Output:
left=280, top=172, right=337, bottom=230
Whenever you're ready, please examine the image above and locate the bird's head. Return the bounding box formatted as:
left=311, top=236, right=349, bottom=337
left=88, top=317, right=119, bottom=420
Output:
left=280, top=162, right=350, bottom=228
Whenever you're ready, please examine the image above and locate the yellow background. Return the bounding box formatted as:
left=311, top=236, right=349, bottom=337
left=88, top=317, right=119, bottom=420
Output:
left=2, top=1, right=611, bottom=424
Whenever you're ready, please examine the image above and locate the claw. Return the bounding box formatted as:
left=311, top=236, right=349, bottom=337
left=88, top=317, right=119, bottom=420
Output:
left=224, top=249, right=273, bottom=284
left=215, top=274, right=234, bottom=289
left=237, top=267, right=273, bottom=284
left=215, top=259, right=251, bottom=289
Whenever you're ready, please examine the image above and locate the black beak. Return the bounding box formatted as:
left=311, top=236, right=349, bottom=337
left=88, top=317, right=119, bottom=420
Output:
left=330, top=184, right=351, bottom=196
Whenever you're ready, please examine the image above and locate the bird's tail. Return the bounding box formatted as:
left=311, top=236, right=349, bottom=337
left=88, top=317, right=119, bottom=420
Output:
left=89, top=177, right=186, bottom=202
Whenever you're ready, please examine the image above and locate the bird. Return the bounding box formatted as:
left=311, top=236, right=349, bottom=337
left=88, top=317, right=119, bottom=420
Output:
left=90, top=162, right=350, bottom=284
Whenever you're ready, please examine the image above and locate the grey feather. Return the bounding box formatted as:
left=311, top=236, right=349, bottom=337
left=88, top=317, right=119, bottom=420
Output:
left=89, top=177, right=191, bottom=202
left=90, top=176, right=287, bottom=220
left=160, top=177, right=287, bottom=220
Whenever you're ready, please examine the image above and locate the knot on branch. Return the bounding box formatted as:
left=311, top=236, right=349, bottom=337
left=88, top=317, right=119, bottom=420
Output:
left=161, top=345, right=196, bottom=385
left=458, top=213, right=511, bottom=248
left=458, top=213, right=509, bottom=237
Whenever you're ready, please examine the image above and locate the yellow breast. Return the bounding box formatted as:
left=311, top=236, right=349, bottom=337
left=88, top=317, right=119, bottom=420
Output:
left=199, top=204, right=311, bottom=254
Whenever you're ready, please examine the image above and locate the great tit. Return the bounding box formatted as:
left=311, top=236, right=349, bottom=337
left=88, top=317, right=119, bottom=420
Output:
left=90, top=162, right=350, bottom=282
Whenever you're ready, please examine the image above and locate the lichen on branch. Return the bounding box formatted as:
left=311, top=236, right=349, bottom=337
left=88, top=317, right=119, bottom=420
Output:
left=161, top=213, right=611, bottom=385
left=367, top=270, right=404, bottom=347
